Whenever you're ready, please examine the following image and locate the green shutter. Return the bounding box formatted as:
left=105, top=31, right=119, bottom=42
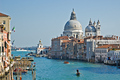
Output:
left=2, top=46, right=4, bottom=52
left=0, top=47, right=1, bottom=52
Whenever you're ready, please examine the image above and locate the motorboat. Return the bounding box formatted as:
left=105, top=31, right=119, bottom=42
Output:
left=64, top=61, right=69, bottom=64
left=13, top=68, right=27, bottom=75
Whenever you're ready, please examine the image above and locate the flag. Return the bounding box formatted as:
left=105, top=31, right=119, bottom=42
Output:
left=12, top=27, right=15, bottom=32
left=12, top=40, right=15, bottom=45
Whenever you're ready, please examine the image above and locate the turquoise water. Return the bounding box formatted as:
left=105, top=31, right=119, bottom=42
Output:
left=12, top=51, right=120, bottom=80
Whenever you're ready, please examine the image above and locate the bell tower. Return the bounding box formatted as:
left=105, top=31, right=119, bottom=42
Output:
left=38, top=40, right=43, bottom=48
left=96, top=20, right=101, bottom=36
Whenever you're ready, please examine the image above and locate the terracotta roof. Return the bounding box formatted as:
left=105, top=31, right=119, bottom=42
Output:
left=0, top=13, right=8, bottom=17
left=103, top=37, right=116, bottom=40
left=97, top=44, right=120, bottom=49
left=62, top=40, right=70, bottom=43
left=38, top=48, right=46, bottom=49
left=77, top=39, right=84, bottom=44
left=84, top=36, right=103, bottom=39
left=52, top=36, right=68, bottom=40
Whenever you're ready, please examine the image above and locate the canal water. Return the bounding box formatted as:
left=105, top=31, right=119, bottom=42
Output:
left=12, top=51, right=120, bottom=80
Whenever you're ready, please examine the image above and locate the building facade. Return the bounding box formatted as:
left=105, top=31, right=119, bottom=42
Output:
left=95, top=48, right=108, bottom=62
left=86, top=37, right=120, bottom=62
left=36, top=40, right=49, bottom=54
left=0, top=13, right=13, bottom=80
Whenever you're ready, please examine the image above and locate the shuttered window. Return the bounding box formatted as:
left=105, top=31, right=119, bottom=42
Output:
left=2, top=46, right=4, bottom=52
left=5, top=42, right=7, bottom=48
left=0, top=47, right=1, bottom=52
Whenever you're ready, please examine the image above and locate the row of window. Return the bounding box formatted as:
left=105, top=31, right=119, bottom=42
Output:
left=95, top=54, right=107, bottom=57
left=0, top=42, right=7, bottom=52
left=95, top=50, right=107, bottom=53
left=108, top=52, right=120, bottom=56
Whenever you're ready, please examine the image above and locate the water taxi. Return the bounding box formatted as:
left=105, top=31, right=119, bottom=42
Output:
left=64, top=61, right=69, bottom=64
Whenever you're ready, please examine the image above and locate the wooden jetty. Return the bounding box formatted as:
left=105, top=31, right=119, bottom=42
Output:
left=13, top=56, right=36, bottom=80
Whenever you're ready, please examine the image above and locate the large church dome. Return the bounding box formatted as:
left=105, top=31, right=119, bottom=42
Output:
left=64, top=9, right=82, bottom=31
left=63, top=9, right=83, bottom=39
left=64, top=20, right=82, bottom=30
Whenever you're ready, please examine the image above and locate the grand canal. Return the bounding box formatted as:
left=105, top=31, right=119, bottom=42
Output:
left=12, top=51, right=120, bottom=80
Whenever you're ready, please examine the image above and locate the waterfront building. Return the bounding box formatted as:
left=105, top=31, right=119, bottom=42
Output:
left=60, top=39, right=70, bottom=59
left=50, top=35, right=85, bottom=59
left=107, top=50, right=120, bottom=61
left=65, top=37, right=77, bottom=59
left=0, top=13, right=11, bottom=33
left=84, top=36, right=103, bottom=62
left=74, top=39, right=85, bottom=60
left=95, top=44, right=120, bottom=63
left=63, top=9, right=83, bottom=39
left=36, top=40, right=49, bottom=54
left=95, top=45, right=110, bottom=62
left=85, top=19, right=101, bottom=37
left=86, top=39, right=96, bottom=62
left=86, top=36, right=120, bottom=62
left=50, top=36, right=69, bottom=58
left=104, top=50, right=120, bottom=65
left=0, top=13, right=13, bottom=80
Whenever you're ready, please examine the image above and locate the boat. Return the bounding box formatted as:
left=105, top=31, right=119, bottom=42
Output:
left=21, top=57, right=34, bottom=61
left=26, top=67, right=36, bottom=71
left=16, top=49, right=27, bottom=51
left=64, top=61, right=69, bottom=64
left=14, top=56, right=21, bottom=61
left=47, top=56, right=52, bottom=59
left=13, top=68, right=27, bottom=75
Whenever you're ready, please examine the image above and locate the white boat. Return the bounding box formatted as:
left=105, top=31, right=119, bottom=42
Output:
left=16, top=49, right=27, bottom=51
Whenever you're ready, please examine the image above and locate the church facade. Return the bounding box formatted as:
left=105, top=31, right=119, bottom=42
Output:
left=36, top=40, right=49, bottom=54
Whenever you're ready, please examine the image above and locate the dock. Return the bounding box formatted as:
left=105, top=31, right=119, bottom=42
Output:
left=13, top=56, right=36, bottom=80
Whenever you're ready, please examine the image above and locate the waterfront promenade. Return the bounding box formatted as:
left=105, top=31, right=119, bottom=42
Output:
left=12, top=51, right=120, bottom=80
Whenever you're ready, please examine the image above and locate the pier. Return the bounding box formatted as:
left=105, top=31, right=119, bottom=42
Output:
left=13, top=56, right=36, bottom=80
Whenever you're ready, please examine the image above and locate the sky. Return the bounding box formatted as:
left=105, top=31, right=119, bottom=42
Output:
left=0, top=0, right=120, bottom=47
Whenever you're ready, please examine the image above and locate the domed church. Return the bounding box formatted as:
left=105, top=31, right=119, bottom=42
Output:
left=85, top=19, right=101, bottom=37
left=63, top=9, right=83, bottom=39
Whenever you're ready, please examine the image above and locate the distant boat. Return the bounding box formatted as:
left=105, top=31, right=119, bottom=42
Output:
left=64, top=61, right=69, bottom=64
left=16, top=49, right=27, bottom=51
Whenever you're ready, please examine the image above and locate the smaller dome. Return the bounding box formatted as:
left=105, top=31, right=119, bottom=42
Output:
left=85, top=25, right=96, bottom=32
